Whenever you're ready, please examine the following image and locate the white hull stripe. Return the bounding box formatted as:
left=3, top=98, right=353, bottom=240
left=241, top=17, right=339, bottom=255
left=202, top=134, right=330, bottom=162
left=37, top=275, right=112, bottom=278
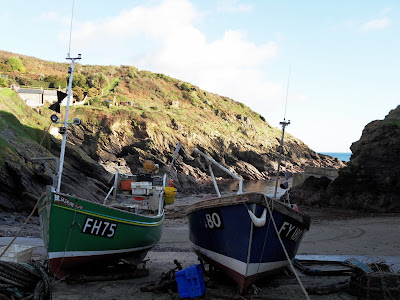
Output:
left=48, top=242, right=157, bottom=259
left=192, top=243, right=289, bottom=277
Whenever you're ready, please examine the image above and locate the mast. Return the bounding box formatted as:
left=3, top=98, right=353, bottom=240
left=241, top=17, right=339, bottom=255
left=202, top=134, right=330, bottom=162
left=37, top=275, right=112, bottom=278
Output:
left=56, top=54, right=81, bottom=192
left=273, top=119, right=290, bottom=200
left=273, top=65, right=292, bottom=200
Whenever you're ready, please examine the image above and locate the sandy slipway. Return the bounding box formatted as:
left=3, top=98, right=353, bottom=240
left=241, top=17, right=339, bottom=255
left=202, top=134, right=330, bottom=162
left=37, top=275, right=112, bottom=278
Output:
left=1, top=196, right=400, bottom=299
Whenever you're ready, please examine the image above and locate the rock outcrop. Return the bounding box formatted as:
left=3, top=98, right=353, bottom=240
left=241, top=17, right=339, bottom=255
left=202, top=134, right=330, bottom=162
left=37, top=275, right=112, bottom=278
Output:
left=289, top=105, right=400, bottom=212
left=0, top=130, right=111, bottom=213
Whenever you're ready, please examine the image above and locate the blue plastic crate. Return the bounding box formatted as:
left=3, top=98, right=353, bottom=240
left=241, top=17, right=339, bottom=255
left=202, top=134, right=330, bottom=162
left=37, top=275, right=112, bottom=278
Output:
left=175, top=264, right=206, bottom=298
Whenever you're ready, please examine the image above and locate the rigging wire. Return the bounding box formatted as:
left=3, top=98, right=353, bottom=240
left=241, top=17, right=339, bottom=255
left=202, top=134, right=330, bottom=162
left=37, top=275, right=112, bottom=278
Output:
left=283, top=65, right=291, bottom=121
left=264, top=195, right=310, bottom=300
left=33, top=122, right=52, bottom=158
left=67, top=0, right=75, bottom=57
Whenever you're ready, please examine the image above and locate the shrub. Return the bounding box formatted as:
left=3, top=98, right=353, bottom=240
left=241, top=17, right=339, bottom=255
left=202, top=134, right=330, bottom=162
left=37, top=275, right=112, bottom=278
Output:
left=46, top=75, right=67, bottom=88
left=17, top=77, right=32, bottom=86
left=128, top=67, right=138, bottom=78
left=72, top=73, right=88, bottom=89
left=88, top=73, right=108, bottom=89
left=72, top=86, right=85, bottom=101
left=155, top=73, right=171, bottom=82
left=7, top=57, right=25, bottom=73
left=87, top=87, right=100, bottom=98
left=177, top=82, right=192, bottom=92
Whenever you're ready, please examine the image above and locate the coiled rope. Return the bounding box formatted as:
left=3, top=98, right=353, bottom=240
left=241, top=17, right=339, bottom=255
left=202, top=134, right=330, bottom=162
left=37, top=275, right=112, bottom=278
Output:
left=0, top=194, right=52, bottom=299
left=0, top=260, right=52, bottom=299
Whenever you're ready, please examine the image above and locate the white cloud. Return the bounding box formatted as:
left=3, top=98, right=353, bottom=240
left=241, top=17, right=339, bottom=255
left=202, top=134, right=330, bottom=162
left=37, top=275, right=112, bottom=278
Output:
left=361, top=16, right=391, bottom=31
left=217, top=0, right=253, bottom=13
left=63, top=0, right=281, bottom=118
left=294, top=94, right=309, bottom=103
left=38, top=11, right=71, bottom=26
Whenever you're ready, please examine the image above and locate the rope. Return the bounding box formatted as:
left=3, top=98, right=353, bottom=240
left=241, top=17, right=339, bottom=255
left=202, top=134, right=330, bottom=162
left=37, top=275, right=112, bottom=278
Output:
left=243, top=201, right=273, bottom=276
left=33, top=123, right=52, bottom=159
left=263, top=195, right=310, bottom=300
left=255, top=199, right=272, bottom=275
left=0, top=261, right=52, bottom=299
left=53, top=206, right=78, bottom=280
left=0, top=195, right=41, bottom=259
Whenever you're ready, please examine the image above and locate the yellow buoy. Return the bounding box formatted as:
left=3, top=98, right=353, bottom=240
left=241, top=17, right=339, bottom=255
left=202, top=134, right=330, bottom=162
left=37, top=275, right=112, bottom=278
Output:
left=164, top=187, right=177, bottom=205
left=143, top=160, right=158, bottom=173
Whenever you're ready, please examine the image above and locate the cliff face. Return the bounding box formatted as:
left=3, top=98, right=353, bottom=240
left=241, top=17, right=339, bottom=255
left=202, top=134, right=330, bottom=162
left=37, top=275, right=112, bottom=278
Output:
left=63, top=107, right=344, bottom=190
left=0, top=127, right=112, bottom=213
left=289, top=105, right=400, bottom=212
left=0, top=89, right=345, bottom=213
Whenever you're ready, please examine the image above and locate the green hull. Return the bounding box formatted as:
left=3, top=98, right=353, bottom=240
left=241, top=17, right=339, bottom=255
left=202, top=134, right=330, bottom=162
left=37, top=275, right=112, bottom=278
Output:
left=38, top=187, right=164, bottom=278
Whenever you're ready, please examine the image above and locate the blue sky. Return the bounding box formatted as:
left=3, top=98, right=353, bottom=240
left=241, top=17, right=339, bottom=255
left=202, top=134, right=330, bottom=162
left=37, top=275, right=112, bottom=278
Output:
left=1, top=0, right=399, bottom=152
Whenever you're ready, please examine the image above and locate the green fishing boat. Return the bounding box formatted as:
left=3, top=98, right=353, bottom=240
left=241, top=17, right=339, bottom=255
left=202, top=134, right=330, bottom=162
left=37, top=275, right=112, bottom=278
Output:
left=33, top=54, right=178, bottom=278
left=38, top=174, right=166, bottom=278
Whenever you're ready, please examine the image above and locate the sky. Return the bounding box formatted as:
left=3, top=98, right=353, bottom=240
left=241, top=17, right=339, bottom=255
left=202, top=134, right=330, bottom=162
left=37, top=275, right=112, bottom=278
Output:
left=0, top=0, right=399, bottom=152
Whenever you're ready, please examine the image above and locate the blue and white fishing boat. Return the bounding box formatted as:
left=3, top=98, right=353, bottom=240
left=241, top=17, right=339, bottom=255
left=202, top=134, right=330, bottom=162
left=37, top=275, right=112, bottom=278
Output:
left=186, top=120, right=311, bottom=293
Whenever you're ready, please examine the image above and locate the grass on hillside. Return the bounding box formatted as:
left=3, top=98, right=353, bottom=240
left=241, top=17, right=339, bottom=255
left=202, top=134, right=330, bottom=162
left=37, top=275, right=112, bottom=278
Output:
left=0, top=50, right=286, bottom=155
left=0, top=88, right=51, bottom=149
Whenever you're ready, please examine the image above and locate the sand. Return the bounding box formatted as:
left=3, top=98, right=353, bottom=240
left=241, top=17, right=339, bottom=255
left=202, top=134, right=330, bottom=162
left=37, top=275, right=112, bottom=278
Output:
left=1, top=197, right=399, bottom=299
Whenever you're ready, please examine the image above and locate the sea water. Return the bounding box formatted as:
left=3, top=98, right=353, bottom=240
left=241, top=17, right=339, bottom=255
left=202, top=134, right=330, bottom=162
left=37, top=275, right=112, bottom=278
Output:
left=213, top=153, right=352, bottom=196
left=319, top=152, right=352, bottom=162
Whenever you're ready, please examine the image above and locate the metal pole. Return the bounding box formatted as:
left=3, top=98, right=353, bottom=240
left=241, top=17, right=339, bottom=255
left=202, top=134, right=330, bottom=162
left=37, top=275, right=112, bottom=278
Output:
left=273, top=120, right=290, bottom=200
left=208, top=163, right=221, bottom=197
left=194, top=148, right=243, bottom=194
left=56, top=55, right=81, bottom=192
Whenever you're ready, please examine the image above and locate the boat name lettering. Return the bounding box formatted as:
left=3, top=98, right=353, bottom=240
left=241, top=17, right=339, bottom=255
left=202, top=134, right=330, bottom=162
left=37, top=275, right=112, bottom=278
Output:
left=81, top=217, right=117, bottom=238
left=204, top=210, right=224, bottom=230
left=278, top=221, right=303, bottom=242
left=54, top=194, right=83, bottom=210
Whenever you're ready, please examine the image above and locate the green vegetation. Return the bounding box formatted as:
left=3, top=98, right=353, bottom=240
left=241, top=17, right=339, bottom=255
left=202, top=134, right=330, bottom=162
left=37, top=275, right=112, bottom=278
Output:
left=0, top=49, right=280, bottom=156
left=88, top=73, right=108, bottom=89
left=104, top=78, right=120, bottom=96
left=7, top=57, right=26, bottom=73
left=0, top=89, right=51, bottom=151
left=45, top=75, right=67, bottom=89
left=72, top=73, right=89, bottom=89
left=0, top=75, right=7, bottom=87
left=0, top=111, right=51, bottom=150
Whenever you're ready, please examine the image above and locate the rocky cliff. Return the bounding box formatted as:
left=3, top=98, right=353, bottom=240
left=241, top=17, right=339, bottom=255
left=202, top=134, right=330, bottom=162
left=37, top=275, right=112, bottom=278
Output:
left=1, top=42, right=352, bottom=215
left=289, top=105, right=400, bottom=212
left=0, top=87, right=345, bottom=213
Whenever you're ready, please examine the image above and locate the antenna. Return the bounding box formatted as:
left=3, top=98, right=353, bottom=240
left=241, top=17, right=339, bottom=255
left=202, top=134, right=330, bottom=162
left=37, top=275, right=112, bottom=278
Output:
left=283, top=65, right=291, bottom=120
left=67, top=0, right=75, bottom=58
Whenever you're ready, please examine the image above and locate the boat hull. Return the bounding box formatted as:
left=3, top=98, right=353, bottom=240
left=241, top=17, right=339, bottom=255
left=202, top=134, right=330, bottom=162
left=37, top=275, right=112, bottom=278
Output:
left=186, top=192, right=310, bottom=293
left=38, top=188, right=164, bottom=278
